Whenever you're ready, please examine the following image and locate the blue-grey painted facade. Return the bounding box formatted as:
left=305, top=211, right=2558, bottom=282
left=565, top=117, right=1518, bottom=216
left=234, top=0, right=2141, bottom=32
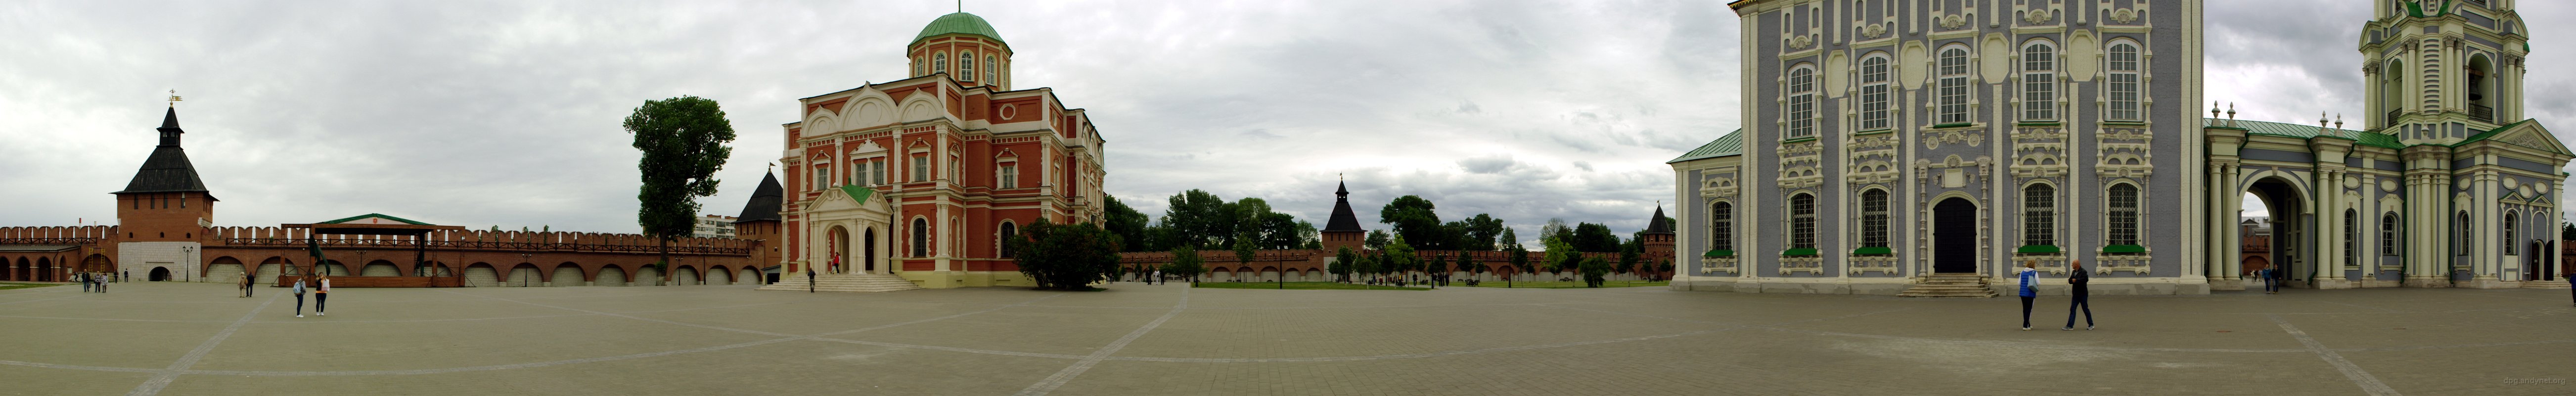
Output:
left=1673, top=0, right=2573, bottom=295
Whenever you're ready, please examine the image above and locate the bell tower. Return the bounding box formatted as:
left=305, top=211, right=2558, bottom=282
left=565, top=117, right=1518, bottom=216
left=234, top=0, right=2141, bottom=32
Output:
left=2365, top=0, right=2529, bottom=145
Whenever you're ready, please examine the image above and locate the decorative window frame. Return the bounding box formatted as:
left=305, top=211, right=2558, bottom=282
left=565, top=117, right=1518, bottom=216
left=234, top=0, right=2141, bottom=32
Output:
left=932, top=52, right=948, bottom=77
left=958, top=50, right=976, bottom=81
left=1857, top=52, right=1894, bottom=131
left=2103, top=39, right=2145, bottom=121
left=1786, top=63, right=1819, bottom=139
left=2020, top=38, right=2058, bottom=122
left=1856, top=186, right=1892, bottom=250
left=910, top=216, right=931, bottom=257
left=1786, top=191, right=1819, bottom=252
left=2019, top=180, right=2059, bottom=249
left=2101, top=180, right=2142, bottom=247
left=997, top=220, right=1018, bottom=258
left=1936, top=44, right=1974, bottom=125
left=1703, top=200, right=1738, bottom=274
left=984, top=55, right=998, bottom=85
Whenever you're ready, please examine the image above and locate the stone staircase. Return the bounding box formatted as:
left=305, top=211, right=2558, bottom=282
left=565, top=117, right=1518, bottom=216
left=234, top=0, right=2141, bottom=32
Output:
left=756, top=273, right=923, bottom=293
left=1898, top=273, right=1997, bottom=298
left=2521, top=279, right=2572, bottom=289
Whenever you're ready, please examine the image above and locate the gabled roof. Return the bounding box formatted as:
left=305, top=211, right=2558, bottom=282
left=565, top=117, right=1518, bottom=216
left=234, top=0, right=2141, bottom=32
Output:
left=1667, top=129, right=1744, bottom=163
left=115, top=107, right=213, bottom=197
left=736, top=171, right=785, bottom=222
left=317, top=213, right=433, bottom=225
left=1642, top=206, right=1673, bottom=234
left=1323, top=180, right=1364, bottom=232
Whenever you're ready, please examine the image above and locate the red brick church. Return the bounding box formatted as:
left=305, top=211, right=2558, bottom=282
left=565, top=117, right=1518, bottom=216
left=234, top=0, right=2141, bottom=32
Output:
left=765, top=11, right=1110, bottom=290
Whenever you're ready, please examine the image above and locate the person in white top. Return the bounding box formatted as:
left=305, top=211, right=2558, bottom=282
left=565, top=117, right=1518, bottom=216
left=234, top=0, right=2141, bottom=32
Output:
left=314, top=274, right=330, bottom=316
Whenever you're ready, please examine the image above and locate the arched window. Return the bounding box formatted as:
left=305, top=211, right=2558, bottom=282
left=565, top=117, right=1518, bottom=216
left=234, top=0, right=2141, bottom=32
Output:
left=1787, top=65, right=1817, bottom=139
left=2107, top=184, right=2139, bottom=246
left=2383, top=59, right=2405, bottom=125
left=2023, top=184, right=2055, bottom=247
left=2021, top=40, right=2057, bottom=121
left=2503, top=210, right=2516, bottom=254
left=1711, top=202, right=1733, bottom=251
left=2381, top=212, right=2399, bottom=256
left=932, top=52, right=947, bottom=76
left=999, top=222, right=1017, bottom=258
left=959, top=51, right=976, bottom=82
left=2457, top=211, right=2471, bottom=254
left=2344, top=209, right=2358, bottom=264
left=1861, top=189, right=1889, bottom=248
left=1938, top=46, right=1972, bottom=124
left=2468, top=54, right=2493, bottom=122
left=1858, top=53, right=1892, bottom=130
left=915, top=56, right=926, bottom=76
left=2107, top=41, right=2141, bottom=121
left=984, top=55, right=998, bottom=85
left=912, top=218, right=930, bottom=257
left=1790, top=194, right=1816, bottom=249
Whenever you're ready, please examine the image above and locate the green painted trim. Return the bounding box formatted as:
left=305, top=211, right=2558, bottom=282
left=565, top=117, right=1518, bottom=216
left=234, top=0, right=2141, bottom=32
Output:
left=1703, top=249, right=1734, bottom=257
left=1780, top=248, right=1819, bottom=256
left=2101, top=245, right=2146, bottom=253
left=1853, top=129, right=1896, bottom=136
left=2016, top=122, right=2061, bottom=127
left=316, top=213, right=433, bottom=225
left=2103, top=121, right=2149, bottom=126
left=1781, top=137, right=1819, bottom=144
left=1852, top=246, right=1892, bottom=255
left=2014, top=245, right=2061, bottom=254
left=1932, top=122, right=1976, bottom=129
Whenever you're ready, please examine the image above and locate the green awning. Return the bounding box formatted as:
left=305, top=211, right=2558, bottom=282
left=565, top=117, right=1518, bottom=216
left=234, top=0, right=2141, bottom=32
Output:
left=2015, top=245, right=2061, bottom=254
left=1853, top=246, right=1892, bottom=255
left=1780, top=248, right=1819, bottom=256
left=1703, top=249, right=1734, bottom=257
left=2102, top=245, right=2146, bottom=253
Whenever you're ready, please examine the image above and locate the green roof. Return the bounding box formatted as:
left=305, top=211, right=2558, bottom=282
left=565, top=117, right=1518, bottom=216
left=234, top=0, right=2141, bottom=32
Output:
left=838, top=185, right=875, bottom=203
left=1667, top=129, right=1744, bottom=163
left=913, top=12, right=1004, bottom=46
left=2225, top=118, right=2403, bottom=149
left=316, top=213, right=433, bottom=225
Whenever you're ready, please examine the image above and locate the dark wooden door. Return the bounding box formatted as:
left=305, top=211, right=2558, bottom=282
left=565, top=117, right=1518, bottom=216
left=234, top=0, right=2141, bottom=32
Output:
left=1934, top=198, right=1977, bottom=273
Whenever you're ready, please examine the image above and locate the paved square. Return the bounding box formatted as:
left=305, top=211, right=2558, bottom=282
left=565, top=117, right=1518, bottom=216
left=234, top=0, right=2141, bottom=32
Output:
left=0, top=282, right=2569, bottom=396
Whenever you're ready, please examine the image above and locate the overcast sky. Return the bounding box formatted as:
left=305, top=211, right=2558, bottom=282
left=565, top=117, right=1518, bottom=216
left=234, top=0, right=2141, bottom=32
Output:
left=3, top=0, right=2572, bottom=238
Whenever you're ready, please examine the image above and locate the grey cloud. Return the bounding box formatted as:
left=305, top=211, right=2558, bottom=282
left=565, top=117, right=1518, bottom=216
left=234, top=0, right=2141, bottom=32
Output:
left=1456, top=154, right=1518, bottom=174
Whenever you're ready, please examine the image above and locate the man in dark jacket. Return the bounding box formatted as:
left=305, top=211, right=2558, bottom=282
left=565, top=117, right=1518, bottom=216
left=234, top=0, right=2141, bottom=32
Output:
left=2063, top=260, right=2093, bottom=330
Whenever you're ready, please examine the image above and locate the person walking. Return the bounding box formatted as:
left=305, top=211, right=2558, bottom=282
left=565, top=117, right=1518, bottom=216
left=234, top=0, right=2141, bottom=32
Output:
left=2017, top=260, right=2038, bottom=331
left=240, top=273, right=253, bottom=297
left=806, top=267, right=816, bottom=293
left=2260, top=267, right=2277, bottom=294
left=2064, top=260, right=2094, bottom=331
left=314, top=274, right=330, bottom=316
left=79, top=272, right=90, bottom=293
left=292, top=276, right=308, bottom=318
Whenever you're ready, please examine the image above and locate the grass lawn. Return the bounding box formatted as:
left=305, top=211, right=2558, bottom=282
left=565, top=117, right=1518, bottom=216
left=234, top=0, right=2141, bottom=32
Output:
left=0, top=283, right=64, bottom=291
left=1452, top=280, right=1669, bottom=289
left=1192, top=281, right=1430, bottom=291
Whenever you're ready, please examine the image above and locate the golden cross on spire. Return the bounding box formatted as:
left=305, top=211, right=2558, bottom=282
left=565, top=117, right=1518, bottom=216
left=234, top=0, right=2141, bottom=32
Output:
left=167, top=90, right=182, bottom=107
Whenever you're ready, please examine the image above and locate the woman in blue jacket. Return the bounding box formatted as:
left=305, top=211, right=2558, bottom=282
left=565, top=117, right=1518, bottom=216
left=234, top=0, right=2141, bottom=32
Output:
left=2017, top=260, right=2038, bottom=330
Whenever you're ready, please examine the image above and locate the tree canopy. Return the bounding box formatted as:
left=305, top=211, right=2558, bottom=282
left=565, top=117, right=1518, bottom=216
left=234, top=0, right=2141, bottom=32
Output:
left=624, top=96, right=735, bottom=283
left=1103, top=195, right=1153, bottom=252
left=1005, top=219, right=1122, bottom=290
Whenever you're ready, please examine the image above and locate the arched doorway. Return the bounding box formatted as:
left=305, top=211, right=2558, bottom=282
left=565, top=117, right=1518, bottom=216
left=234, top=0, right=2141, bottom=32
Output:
left=36, top=257, right=52, bottom=282
left=2246, top=177, right=2310, bottom=288
left=1932, top=198, right=1977, bottom=274
left=863, top=228, right=878, bottom=273
left=148, top=267, right=171, bottom=281
left=80, top=254, right=114, bottom=276
left=2527, top=240, right=2545, bottom=282
left=827, top=226, right=849, bottom=274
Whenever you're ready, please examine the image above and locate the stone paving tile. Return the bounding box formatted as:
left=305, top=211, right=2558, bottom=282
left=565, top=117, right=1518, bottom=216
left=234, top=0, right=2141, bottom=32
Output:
left=4, top=281, right=2572, bottom=396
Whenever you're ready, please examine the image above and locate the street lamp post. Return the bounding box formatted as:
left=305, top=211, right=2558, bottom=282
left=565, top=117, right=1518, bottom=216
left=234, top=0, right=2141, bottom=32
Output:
left=518, top=252, right=535, bottom=287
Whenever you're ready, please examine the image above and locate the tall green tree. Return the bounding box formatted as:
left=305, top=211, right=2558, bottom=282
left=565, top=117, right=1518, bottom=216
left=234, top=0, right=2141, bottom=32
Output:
left=625, top=96, right=735, bottom=285
left=1005, top=219, right=1122, bottom=290
left=1573, top=222, right=1620, bottom=252
left=1383, top=235, right=1415, bottom=281
left=1162, top=190, right=1237, bottom=248
left=1457, top=253, right=1481, bottom=282
left=1364, top=230, right=1391, bottom=250
left=1508, top=245, right=1534, bottom=283
left=1232, top=228, right=1258, bottom=280
left=1579, top=256, right=1611, bottom=288
left=1331, top=247, right=1357, bottom=282
left=1460, top=214, right=1505, bottom=251
left=1428, top=253, right=1449, bottom=284
left=1378, top=195, right=1447, bottom=250
left=1618, top=244, right=1642, bottom=279
left=1104, top=195, right=1153, bottom=251
left=1165, top=245, right=1206, bottom=284
left=1295, top=220, right=1322, bottom=249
